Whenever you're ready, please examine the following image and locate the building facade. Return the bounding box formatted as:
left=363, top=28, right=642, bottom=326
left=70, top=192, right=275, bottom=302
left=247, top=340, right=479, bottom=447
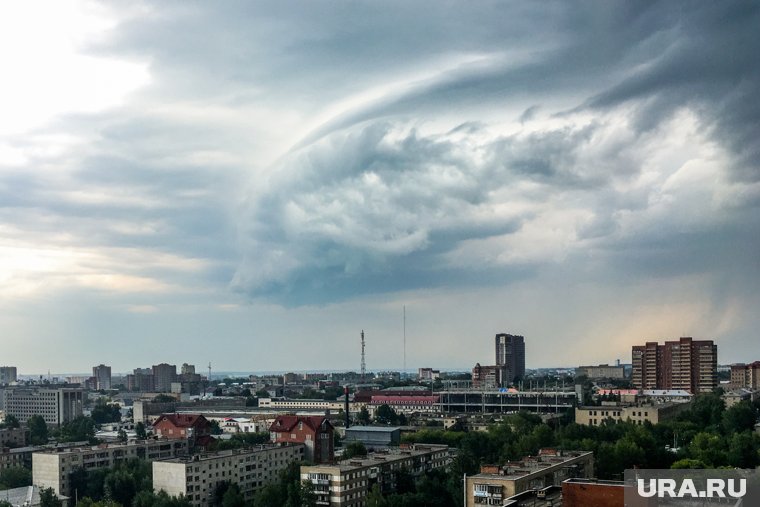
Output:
left=465, top=449, right=593, bottom=507
left=730, top=362, right=760, bottom=389
left=471, top=364, right=507, bottom=389
left=0, top=367, right=17, bottom=385
left=153, top=444, right=304, bottom=507
left=33, top=439, right=189, bottom=497
left=575, top=402, right=690, bottom=426
left=576, top=364, right=625, bottom=379
left=269, top=415, right=334, bottom=464
left=301, top=444, right=450, bottom=507
left=494, top=333, right=526, bottom=383
left=2, top=386, right=85, bottom=426
left=631, top=337, right=717, bottom=393
left=152, top=363, right=178, bottom=393
left=92, top=364, right=112, bottom=391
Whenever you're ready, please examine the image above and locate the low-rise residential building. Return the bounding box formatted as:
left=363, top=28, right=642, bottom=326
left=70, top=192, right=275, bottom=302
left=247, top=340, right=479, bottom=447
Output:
left=269, top=415, right=334, bottom=464
left=153, top=444, right=305, bottom=507
left=153, top=414, right=212, bottom=448
left=722, top=388, right=759, bottom=408
left=33, top=439, right=189, bottom=498
left=301, top=444, right=450, bottom=507
left=343, top=426, right=400, bottom=450
left=2, top=386, right=85, bottom=426
left=0, top=427, right=27, bottom=448
left=465, top=449, right=594, bottom=507
left=575, top=402, right=690, bottom=426
left=0, top=485, right=69, bottom=507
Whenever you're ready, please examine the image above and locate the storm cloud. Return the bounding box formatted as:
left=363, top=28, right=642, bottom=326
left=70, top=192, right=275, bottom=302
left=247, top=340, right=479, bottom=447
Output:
left=1, top=0, right=758, bottom=371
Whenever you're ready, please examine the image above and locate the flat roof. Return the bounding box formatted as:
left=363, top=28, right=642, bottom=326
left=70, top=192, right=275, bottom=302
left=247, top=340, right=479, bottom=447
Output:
left=471, top=451, right=592, bottom=481
left=346, top=426, right=401, bottom=432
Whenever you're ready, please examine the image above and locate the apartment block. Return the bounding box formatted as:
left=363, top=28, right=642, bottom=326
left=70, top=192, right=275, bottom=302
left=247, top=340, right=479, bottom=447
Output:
left=92, top=364, right=112, bottom=391
left=495, top=334, right=526, bottom=383
left=0, top=367, right=17, bottom=385
left=575, top=402, right=690, bottom=426
left=153, top=444, right=305, bottom=507
left=33, top=439, right=189, bottom=497
left=301, top=444, right=450, bottom=507
left=152, top=363, right=178, bottom=393
left=730, top=362, right=760, bottom=389
left=2, top=386, right=85, bottom=426
left=0, top=427, right=28, bottom=448
left=465, top=449, right=593, bottom=507
left=632, top=337, right=717, bottom=393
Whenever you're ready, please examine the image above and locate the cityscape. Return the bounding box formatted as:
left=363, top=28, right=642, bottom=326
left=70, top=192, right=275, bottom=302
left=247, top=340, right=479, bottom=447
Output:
left=1, top=333, right=759, bottom=506
left=2, top=1, right=759, bottom=507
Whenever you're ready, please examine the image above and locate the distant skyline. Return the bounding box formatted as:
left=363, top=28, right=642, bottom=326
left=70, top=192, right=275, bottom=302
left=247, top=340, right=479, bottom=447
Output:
left=1, top=1, right=758, bottom=372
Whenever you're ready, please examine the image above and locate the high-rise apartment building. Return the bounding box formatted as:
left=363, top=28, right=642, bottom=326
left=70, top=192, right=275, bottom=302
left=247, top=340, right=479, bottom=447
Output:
left=730, top=362, right=760, bottom=389
left=495, top=333, right=525, bottom=383
left=92, top=364, right=112, bottom=391
left=152, top=363, right=178, bottom=393
left=0, top=367, right=17, bottom=385
left=631, top=337, right=717, bottom=394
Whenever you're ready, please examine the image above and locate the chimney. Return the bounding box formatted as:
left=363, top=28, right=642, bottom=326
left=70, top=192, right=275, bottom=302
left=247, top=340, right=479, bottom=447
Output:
left=344, top=386, right=350, bottom=428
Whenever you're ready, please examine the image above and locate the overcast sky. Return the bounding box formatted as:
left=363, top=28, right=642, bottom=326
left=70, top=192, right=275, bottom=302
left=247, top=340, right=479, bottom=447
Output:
left=1, top=1, right=758, bottom=374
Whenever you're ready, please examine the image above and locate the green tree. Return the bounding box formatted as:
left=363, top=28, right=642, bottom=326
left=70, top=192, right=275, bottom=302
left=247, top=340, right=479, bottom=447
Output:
left=671, top=458, right=708, bottom=469
left=0, top=414, right=20, bottom=429
left=39, top=488, right=63, bottom=507
left=723, top=402, right=758, bottom=434
left=0, top=466, right=32, bottom=489
left=376, top=405, right=400, bottom=425
left=342, top=441, right=367, bottom=459
left=221, top=483, right=245, bottom=507
left=90, top=401, right=122, bottom=424
left=0, top=500, right=13, bottom=507
left=28, top=415, right=49, bottom=445
left=135, top=421, right=147, bottom=439
left=356, top=407, right=371, bottom=425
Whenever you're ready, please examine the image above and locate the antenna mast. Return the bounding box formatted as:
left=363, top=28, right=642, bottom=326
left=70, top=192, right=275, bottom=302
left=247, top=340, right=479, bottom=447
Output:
left=360, top=330, right=366, bottom=382
left=403, top=306, right=406, bottom=375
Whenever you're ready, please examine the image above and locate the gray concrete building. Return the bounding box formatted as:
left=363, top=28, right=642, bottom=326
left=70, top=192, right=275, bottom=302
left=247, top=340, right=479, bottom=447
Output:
left=153, top=444, right=304, bottom=507
left=33, top=439, right=189, bottom=498
left=92, top=364, right=112, bottom=391
left=152, top=364, right=178, bottom=393
left=495, top=334, right=525, bottom=384
left=2, top=386, right=85, bottom=426
left=0, top=367, right=17, bottom=385
left=343, top=426, right=400, bottom=450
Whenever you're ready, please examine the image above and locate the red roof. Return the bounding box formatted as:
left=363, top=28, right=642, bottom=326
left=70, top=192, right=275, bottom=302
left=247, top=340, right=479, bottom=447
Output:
left=155, top=413, right=209, bottom=429
left=269, top=415, right=331, bottom=433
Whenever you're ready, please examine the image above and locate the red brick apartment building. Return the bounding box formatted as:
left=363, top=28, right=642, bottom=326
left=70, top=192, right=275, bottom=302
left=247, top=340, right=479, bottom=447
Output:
left=632, top=337, right=717, bottom=393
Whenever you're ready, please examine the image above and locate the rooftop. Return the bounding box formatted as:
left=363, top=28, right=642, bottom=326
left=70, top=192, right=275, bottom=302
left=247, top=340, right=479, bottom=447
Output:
left=158, top=443, right=302, bottom=464
left=345, top=426, right=401, bottom=433
left=304, top=444, right=449, bottom=472
left=472, top=449, right=592, bottom=481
